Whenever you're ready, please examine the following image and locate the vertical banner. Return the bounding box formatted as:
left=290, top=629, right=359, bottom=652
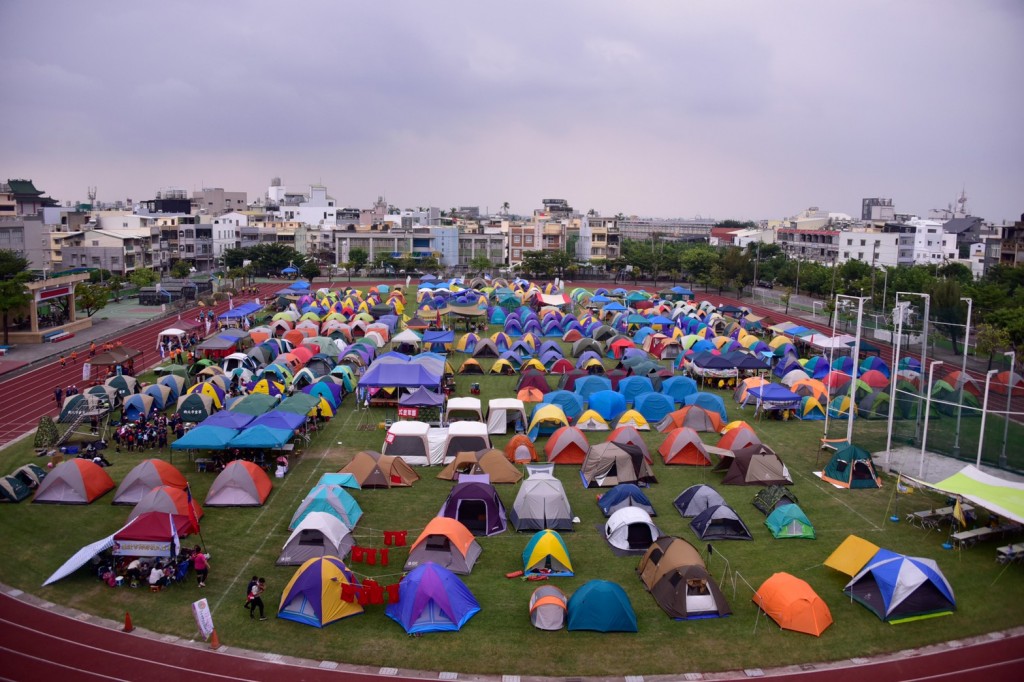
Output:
left=82, top=362, right=92, bottom=381
left=192, top=598, right=215, bottom=641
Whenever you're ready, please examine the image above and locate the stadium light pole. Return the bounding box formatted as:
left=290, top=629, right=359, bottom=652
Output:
left=845, top=296, right=868, bottom=445
left=884, top=301, right=911, bottom=472
left=976, top=369, right=999, bottom=468
left=1000, top=350, right=1015, bottom=468
left=894, top=291, right=930, bottom=445
left=952, top=297, right=972, bottom=458
left=919, top=360, right=943, bottom=478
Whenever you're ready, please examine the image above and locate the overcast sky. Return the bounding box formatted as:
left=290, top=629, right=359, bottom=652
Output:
left=2, top=1, right=1021, bottom=223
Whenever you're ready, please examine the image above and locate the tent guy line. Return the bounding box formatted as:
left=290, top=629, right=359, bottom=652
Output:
left=792, top=467, right=882, bottom=531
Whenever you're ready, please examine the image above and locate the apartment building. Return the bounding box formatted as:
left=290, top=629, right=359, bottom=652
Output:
left=192, top=187, right=247, bottom=216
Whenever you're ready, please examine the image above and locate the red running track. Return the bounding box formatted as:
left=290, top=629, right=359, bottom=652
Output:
left=0, top=283, right=283, bottom=449
left=0, top=591, right=1022, bottom=681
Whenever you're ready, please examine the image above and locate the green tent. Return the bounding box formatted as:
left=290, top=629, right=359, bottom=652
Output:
left=821, top=444, right=882, bottom=489
left=277, top=393, right=320, bottom=416
left=765, top=503, right=815, bottom=539
left=0, top=474, right=31, bottom=502
left=228, top=393, right=279, bottom=416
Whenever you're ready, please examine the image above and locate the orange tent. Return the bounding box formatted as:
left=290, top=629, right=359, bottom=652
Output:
left=33, top=459, right=115, bottom=504
left=517, top=387, right=546, bottom=402
left=656, top=406, right=724, bottom=433
left=718, top=427, right=762, bottom=451
left=544, top=426, right=591, bottom=464
left=752, top=572, right=833, bottom=637
left=128, top=485, right=205, bottom=524
left=505, top=434, right=538, bottom=463
left=658, top=427, right=711, bottom=466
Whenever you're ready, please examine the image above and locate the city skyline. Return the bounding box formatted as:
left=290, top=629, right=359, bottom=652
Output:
left=2, top=1, right=1021, bottom=223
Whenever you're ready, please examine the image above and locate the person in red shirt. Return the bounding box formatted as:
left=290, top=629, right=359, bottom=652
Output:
left=193, top=546, right=209, bottom=587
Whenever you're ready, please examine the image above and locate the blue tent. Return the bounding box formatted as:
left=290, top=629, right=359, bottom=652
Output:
left=617, top=376, right=654, bottom=406
left=542, top=390, right=585, bottom=420
left=574, top=375, right=612, bottom=400
left=386, top=563, right=481, bottom=634
left=567, top=580, right=637, bottom=632
left=290, top=484, right=362, bottom=530
left=661, top=376, right=698, bottom=404
left=844, top=549, right=956, bottom=623
left=201, top=411, right=256, bottom=429
left=317, top=472, right=361, bottom=490
left=587, top=390, right=627, bottom=422
left=228, top=425, right=293, bottom=449
left=597, top=483, right=656, bottom=517
left=743, top=384, right=802, bottom=410
left=170, top=425, right=238, bottom=450
left=683, top=392, right=728, bottom=421
left=634, top=392, right=675, bottom=423
left=359, top=357, right=443, bottom=389
left=281, top=266, right=298, bottom=274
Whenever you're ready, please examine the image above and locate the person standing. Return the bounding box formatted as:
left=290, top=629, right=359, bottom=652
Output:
left=192, top=546, right=209, bottom=587
left=244, top=575, right=258, bottom=607
left=248, top=577, right=266, bottom=621
left=59, top=355, right=66, bottom=368
left=54, top=386, right=63, bottom=407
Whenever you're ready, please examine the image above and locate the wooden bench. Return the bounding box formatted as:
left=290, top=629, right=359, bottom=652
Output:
left=997, top=543, right=1024, bottom=564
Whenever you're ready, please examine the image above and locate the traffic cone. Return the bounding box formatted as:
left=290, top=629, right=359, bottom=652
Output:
left=209, top=629, right=221, bottom=650
left=123, top=611, right=134, bottom=633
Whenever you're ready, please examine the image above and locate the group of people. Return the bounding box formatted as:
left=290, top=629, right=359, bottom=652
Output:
left=53, top=384, right=81, bottom=407
left=101, top=545, right=209, bottom=590
left=112, top=415, right=171, bottom=452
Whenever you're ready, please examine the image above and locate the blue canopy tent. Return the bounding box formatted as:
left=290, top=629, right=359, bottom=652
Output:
left=249, top=410, right=307, bottom=431
left=743, top=384, right=802, bottom=412
left=200, top=411, right=256, bottom=429
left=170, top=425, right=239, bottom=450
left=218, top=302, right=263, bottom=321
left=228, top=425, right=293, bottom=449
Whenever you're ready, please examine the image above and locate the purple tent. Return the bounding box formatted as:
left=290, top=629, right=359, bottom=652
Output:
left=399, top=387, right=445, bottom=407
left=438, top=481, right=507, bottom=536
left=201, top=411, right=256, bottom=429
left=385, top=563, right=480, bottom=634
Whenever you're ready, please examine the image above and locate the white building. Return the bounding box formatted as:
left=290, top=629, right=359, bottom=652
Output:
left=267, top=182, right=340, bottom=227
left=211, top=212, right=247, bottom=258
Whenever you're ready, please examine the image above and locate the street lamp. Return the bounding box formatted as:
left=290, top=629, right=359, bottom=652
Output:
left=952, top=297, right=972, bottom=457
left=1000, top=350, right=1015, bottom=468
left=976, top=368, right=999, bottom=467
left=919, top=360, right=944, bottom=478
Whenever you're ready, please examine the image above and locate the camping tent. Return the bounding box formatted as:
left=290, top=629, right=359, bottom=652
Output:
left=438, top=480, right=508, bottom=536
left=442, top=421, right=491, bottom=461
left=604, top=507, right=662, bottom=553
left=636, top=536, right=731, bottom=620
left=437, top=449, right=522, bottom=484
left=289, top=484, right=362, bottom=530
left=404, top=517, right=482, bottom=575
left=504, top=434, right=538, bottom=463
left=381, top=420, right=434, bottom=465
left=580, top=442, right=657, bottom=488
left=673, top=484, right=727, bottom=518
left=486, top=398, right=528, bottom=435
left=112, top=459, right=187, bottom=505
left=720, top=447, right=792, bottom=486
left=386, top=563, right=481, bottom=634
left=575, top=409, right=610, bottom=431
left=544, top=426, right=591, bottom=464
left=844, top=549, right=956, bottom=623
left=753, top=572, right=833, bottom=636
left=821, top=444, right=881, bottom=489
left=765, top=504, right=815, bottom=539
left=276, top=512, right=354, bottom=565
left=205, top=460, right=272, bottom=507
left=529, top=585, right=568, bottom=631
left=752, top=485, right=799, bottom=515
left=567, top=580, right=638, bottom=632
left=509, top=470, right=573, bottom=532
left=278, top=556, right=364, bottom=628
left=33, top=459, right=115, bottom=504
left=597, top=483, right=656, bottom=517
left=340, top=451, right=419, bottom=488
left=522, top=529, right=574, bottom=576
left=690, top=504, right=753, bottom=540
left=527, top=404, right=571, bottom=440
left=658, top=427, right=712, bottom=466
left=127, top=485, right=204, bottom=525
left=656, top=406, right=724, bottom=433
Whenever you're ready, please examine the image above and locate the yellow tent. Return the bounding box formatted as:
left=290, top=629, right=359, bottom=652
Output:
left=824, top=535, right=880, bottom=576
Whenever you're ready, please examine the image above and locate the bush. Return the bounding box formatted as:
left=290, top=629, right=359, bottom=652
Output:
left=33, top=416, right=59, bottom=448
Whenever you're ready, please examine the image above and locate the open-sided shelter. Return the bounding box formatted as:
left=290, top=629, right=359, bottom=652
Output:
left=404, top=517, right=482, bottom=575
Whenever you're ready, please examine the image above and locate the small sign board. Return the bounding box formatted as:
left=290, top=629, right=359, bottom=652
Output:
left=192, top=598, right=215, bottom=641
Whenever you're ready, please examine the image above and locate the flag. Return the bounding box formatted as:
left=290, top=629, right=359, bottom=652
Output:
left=186, top=483, right=201, bottom=534
left=953, top=498, right=967, bottom=528
left=170, top=512, right=181, bottom=557
left=895, top=472, right=913, bottom=494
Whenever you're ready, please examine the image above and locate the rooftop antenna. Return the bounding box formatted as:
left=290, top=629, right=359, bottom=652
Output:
left=957, top=186, right=968, bottom=215
left=87, top=186, right=97, bottom=203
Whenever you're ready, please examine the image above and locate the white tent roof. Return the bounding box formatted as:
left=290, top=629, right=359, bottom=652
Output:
left=392, top=329, right=422, bottom=344
left=489, top=398, right=525, bottom=411
left=388, top=420, right=430, bottom=436
left=447, top=397, right=482, bottom=413
left=447, top=420, right=489, bottom=438
left=283, top=511, right=351, bottom=548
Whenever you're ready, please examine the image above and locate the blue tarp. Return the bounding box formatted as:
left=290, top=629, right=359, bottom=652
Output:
left=170, top=425, right=239, bottom=450
left=423, top=330, right=455, bottom=344
left=218, top=302, right=263, bottom=320
left=744, top=384, right=802, bottom=409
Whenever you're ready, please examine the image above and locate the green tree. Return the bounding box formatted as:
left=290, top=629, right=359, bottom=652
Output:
left=129, top=267, right=159, bottom=289
left=221, top=247, right=251, bottom=269
left=106, top=274, right=126, bottom=302
left=170, top=260, right=193, bottom=279
left=34, top=415, right=60, bottom=448
left=226, top=267, right=247, bottom=289
left=469, top=254, right=493, bottom=274
left=0, top=250, right=32, bottom=346
left=299, top=261, right=320, bottom=281
left=76, top=282, right=109, bottom=317
left=931, top=278, right=966, bottom=354
left=247, top=243, right=305, bottom=275
left=549, top=250, right=573, bottom=279
left=721, top=246, right=752, bottom=298
left=974, top=323, right=1011, bottom=371
left=520, top=251, right=551, bottom=279
left=348, top=248, right=369, bottom=274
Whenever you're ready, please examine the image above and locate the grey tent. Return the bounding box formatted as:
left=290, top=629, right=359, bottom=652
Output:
left=276, top=511, right=354, bottom=565
left=509, top=470, right=573, bottom=532
left=404, top=517, right=482, bottom=575
left=571, top=338, right=604, bottom=357
left=690, top=504, right=753, bottom=541
left=580, top=442, right=657, bottom=488
left=529, top=585, right=568, bottom=630
left=605, top=507, right=662, bottom=554
left=673, top=484, right=727, bottom=518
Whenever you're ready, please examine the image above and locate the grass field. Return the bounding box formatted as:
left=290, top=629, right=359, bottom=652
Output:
left=1, top=351, right=1023, bottom=677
